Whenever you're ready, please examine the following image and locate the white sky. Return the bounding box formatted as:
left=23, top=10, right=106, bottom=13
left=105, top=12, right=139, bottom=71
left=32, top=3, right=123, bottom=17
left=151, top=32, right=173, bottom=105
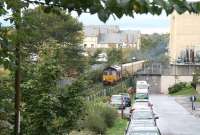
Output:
left=72, top=11, right=170, bottom=34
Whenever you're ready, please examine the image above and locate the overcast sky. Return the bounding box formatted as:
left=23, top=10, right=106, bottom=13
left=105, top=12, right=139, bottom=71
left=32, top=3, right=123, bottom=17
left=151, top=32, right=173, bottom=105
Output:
left=72, top=11, right=170, bottom=34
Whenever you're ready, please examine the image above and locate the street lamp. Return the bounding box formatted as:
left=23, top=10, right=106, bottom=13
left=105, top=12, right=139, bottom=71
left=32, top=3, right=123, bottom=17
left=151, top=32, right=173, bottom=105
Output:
left=119, top=43, right=123, bottom=119
left=173, top=59, right=177, bottom=84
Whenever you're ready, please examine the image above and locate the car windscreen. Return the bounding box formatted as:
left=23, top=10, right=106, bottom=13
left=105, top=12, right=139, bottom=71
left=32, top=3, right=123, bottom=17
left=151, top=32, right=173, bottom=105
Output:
left=131, top=132, right=158, bottom=135
left=135, top=93, right=148, bottom=99
left=137, top=84, right=148, bottom=89
left=111, top=96, right=121, bottom=101
left=132, top=111, right=153, bottom=119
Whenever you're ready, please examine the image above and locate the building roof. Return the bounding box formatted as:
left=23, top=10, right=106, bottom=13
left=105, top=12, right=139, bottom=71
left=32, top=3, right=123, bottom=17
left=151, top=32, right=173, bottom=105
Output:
left=120, top=30, right=141, bottom=44
left=98, top=31, right=140, bottom=44
left=98, top=33, right=123, bottom=44
left=83, top=25, right=141, bottom=44
left=83, top=25, right=119, bottom=37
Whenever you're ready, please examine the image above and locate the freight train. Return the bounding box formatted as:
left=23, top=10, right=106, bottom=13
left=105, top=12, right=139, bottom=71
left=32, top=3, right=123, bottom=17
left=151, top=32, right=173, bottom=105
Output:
left=102, top=60, right=145, bottom=85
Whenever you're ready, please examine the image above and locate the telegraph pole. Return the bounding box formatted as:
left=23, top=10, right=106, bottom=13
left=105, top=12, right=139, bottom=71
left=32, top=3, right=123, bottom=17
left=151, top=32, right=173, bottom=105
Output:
left=120, top=43, right=123, bottom=119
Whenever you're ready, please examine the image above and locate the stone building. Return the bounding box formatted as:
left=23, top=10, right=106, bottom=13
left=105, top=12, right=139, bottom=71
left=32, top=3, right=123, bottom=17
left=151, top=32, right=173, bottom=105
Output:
left=169, top=12, right=200, bottom=64
left=82, top=25, right=141, bottom=49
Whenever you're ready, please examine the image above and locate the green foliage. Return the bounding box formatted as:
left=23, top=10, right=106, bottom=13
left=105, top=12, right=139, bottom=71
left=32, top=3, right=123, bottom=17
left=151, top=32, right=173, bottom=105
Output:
left=21, top=7, right=83, bottom=45
left=89, top=49, right=103, bottom=64
left=20, top=46, right=85, bottom=134
left=82, top=102, right=118, bottom=134
left=101, top=106, right=117, bottom=128
left=193, top=69, right=200, bottom=85
left=105, top=118, right=127, bottom=135
left=0, top=73, right=14, bottom=135
left=168, top=82, right=187, bottom=94
left=168, top=82, right=196, bottom=95
left=1, top=8, right=86, bottom=134
left=1, top=7, right=85, bottom=72
left=3, top=0, right=200, bottom=22
left=70, top=130, right=95, bottom=135
left=86, top=69, right=103, bottom=83
left=107, top=48, right=122, bottom=66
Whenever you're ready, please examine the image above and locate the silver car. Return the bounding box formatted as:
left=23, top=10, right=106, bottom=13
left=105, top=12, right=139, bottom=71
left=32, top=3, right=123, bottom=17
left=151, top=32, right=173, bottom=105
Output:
left=110, top=95, right=125, bottom=109
left=127, top=127, right=161, bottom=135
left=130, top=119, right=156, bottom=127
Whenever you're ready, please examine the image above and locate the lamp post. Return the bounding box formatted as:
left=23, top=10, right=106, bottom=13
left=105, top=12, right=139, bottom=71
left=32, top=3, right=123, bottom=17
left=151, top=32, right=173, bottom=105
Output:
left=119, top=43, right=123, bottom=119
left=173, top=59, right=177, bottom=84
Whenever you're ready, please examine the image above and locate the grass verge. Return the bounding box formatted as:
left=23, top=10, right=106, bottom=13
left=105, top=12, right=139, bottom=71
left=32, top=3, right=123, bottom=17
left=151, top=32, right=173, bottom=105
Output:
left=197, top=97, right=200, bottom=103
left=170, top=86, right=197, bottom=96
left=106, top=118, right=127, bottom=135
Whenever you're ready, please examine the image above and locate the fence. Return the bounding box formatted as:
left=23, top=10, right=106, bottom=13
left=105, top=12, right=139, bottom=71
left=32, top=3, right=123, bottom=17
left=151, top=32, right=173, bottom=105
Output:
left=86, top=77, right=135, bottom=101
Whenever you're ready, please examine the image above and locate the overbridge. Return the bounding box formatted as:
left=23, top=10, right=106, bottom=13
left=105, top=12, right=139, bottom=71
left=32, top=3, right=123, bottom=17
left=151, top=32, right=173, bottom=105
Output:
left=134, top=63, right=200, bottom=94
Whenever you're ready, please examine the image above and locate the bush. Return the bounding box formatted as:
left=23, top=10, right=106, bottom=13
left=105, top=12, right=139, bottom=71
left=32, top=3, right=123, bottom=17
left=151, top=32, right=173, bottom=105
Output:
left=70, top=130, right=95, bottom=135
left=101, top=106, right=118, bottom=128
left=168, top=82, right=187, bottom=94
left=85, top=112, right=107, bottom=134
left=83, top=102, right=118, bottom=134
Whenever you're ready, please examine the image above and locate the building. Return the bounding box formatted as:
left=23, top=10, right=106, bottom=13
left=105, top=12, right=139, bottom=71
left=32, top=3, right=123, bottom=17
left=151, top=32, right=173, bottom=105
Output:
left=82, top=25, right=141, bottom=49
left=169, top=11, right=200, bottom=64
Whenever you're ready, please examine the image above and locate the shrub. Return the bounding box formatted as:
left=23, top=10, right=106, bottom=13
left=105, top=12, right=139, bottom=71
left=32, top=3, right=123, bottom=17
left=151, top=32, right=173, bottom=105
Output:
left=101, top=106, right=118, bottom=128
left=168, top=82, right=187, bottom=94
left=70, top=130, right=95, bottom=135
left=84, top=112, right=107, bottom=134
left=83, top=102, right=118, bottom=134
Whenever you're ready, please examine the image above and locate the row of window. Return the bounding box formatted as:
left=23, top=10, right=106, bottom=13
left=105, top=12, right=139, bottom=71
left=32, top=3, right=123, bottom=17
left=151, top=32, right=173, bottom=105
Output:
left=84, top=44, right=94, bottom=48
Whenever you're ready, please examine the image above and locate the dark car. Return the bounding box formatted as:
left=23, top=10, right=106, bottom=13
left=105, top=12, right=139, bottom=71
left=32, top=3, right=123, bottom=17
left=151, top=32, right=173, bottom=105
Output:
left=120, top=93, right=131, bottom=107
left=123, top=96, right=131, bottom=107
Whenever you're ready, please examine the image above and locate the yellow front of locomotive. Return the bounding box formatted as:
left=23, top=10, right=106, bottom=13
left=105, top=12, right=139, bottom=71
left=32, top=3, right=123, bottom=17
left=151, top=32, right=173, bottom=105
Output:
left=103, top=69, right=117, bottom=85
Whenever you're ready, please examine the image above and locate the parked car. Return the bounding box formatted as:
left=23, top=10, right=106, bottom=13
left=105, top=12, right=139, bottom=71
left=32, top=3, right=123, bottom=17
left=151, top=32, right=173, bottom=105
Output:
left=130, top=119, right=156, bottom=127
left=136, top=81, right=149, bottom=91
left=127, top=126, right=161, bottom=135
left=120, top=93, right=131, bottom=107
left=131, top=110, right=159, bottom=122
left=131, top=102, right=152, bottom=111
left=135, top=89, right=149, bottom=101
left=110, top=95, right=125, bottom=109
left=125, top=119, right=156, bottom=134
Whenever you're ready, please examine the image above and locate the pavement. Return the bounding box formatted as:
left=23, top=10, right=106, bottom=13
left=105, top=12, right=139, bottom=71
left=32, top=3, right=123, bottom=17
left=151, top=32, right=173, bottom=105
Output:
left=150, top=95, right=200, bottom=135
left=175, top=96, right=200, bottom=118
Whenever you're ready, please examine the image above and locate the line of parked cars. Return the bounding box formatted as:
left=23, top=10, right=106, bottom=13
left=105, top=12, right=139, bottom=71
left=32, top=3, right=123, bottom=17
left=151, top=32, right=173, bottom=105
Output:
left=125, top=81, right=161, bottom=135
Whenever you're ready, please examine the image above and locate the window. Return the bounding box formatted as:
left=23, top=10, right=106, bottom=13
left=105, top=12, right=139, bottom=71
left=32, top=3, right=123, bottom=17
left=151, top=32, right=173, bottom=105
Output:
left=103, top=71, right=108, bottom=75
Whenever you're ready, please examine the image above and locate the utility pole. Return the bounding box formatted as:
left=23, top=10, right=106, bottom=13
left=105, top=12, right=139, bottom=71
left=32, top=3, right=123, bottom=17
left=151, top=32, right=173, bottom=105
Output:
left=120, top=43, right=123, bottom=119
left=174, top=60, right=177, bottom=84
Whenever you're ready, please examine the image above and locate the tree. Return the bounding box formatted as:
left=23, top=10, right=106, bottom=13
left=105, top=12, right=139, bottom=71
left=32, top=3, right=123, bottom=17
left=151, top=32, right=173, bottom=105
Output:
left=1, top=7, right=85, bottom=134
left=20, top=44, right=85, bottom=134
left=89, top=49, right=103, bottom=64
left=107, top=48, right=122, bottom=66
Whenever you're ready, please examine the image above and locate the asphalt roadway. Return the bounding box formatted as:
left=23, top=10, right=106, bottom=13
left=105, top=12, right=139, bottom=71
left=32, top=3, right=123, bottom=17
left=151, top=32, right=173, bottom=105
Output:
left=150, top=95, right=200, bottom=135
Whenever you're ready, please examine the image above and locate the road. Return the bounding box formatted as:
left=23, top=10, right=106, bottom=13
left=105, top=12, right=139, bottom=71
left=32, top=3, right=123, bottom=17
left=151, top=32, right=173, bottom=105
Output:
left=150, top=95, right=200, bottom=135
